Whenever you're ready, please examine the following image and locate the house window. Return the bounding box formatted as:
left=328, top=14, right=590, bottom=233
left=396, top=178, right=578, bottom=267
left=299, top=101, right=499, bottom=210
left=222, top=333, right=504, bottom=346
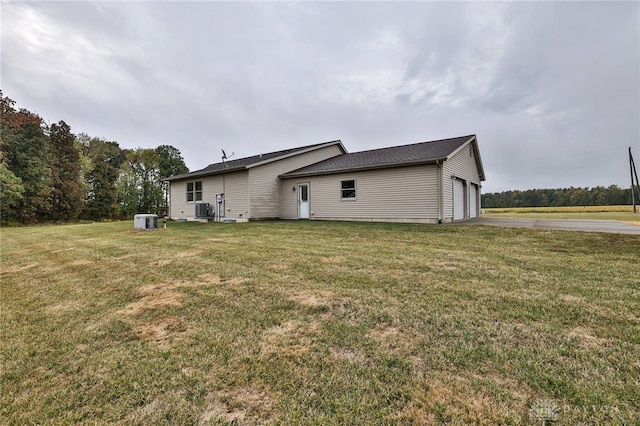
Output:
left=341, top=179, right=356, bottom=199
left=187, top=181, right=202, bottom=202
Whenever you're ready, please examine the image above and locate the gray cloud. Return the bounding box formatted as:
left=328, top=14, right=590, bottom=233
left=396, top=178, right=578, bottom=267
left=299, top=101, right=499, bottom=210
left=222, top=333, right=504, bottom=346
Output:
left=2, top=1, right=638, bottom=193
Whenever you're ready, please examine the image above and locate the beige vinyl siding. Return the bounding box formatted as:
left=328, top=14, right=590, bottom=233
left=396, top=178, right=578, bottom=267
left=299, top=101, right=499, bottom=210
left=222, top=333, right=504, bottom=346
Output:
left=201, top=176, right=224, bottom=205
left=248, top=145, right=344, bottom=219
left=223, top=171, right=249, bottom=220
left=442, top=141, right=482, bottom=221
left=282, top=164, right=439, bottom=222
left=169, top=180, right=188, bottom=218
left=170, top=175, right=223, bottom=218
left=169, top=171, right=249, bottom=219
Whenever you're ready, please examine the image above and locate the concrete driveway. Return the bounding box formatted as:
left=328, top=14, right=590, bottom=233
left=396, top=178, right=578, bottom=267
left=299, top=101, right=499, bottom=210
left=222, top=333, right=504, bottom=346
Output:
left=459, top=217, right=640, bottom=235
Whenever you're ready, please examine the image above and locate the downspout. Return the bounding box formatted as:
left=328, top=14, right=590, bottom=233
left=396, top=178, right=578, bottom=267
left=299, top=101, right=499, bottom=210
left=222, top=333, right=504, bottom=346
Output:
left=436, top=160, right=443, bottom=223
left=247, top=171, right=251, bottom=221
left=165, top=179, right=171, bottom=219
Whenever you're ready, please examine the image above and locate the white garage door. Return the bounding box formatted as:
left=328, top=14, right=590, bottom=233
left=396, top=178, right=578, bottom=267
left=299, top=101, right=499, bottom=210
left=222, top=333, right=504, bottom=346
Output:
left=453, top=179, right=464, bottom=220
left=469, top=184, right=478, bottom=218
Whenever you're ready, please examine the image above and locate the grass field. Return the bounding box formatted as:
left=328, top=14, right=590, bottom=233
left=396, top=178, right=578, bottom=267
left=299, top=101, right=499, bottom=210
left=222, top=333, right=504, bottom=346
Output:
left=1, top=220, right=639, bottom=424
left=483, top=205, right=640, bottom=225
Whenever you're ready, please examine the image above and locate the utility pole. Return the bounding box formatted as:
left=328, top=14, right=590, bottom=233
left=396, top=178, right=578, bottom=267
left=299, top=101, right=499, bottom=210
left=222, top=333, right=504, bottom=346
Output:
left=631, top=147, right=639, bottom=213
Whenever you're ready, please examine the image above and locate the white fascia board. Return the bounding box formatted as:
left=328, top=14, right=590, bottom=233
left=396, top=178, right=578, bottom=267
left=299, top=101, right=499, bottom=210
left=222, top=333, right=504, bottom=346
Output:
left=446, top=135, right=476, bottom=159
left=445, top=135, right=486, bottom=182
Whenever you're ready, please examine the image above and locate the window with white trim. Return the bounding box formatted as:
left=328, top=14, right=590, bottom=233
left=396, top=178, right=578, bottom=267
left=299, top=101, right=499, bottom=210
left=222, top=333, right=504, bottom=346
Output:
left=187, top=181, right=202, bottom=202
left=341, top=179, right=356, bottom=199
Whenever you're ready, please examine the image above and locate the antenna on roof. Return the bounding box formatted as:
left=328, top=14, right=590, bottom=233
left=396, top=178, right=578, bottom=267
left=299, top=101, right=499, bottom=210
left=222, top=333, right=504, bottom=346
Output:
left=221, top=149, right=234, bottom=167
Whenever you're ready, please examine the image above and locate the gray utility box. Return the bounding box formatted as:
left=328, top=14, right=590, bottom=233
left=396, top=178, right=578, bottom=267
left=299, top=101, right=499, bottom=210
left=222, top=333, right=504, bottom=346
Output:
left=134, top=214, right=158, bottom=230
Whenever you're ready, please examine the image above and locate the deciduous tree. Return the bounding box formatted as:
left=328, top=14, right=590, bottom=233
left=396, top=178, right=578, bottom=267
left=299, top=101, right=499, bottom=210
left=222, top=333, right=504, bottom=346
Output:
left=82, top=136, right=124, bottom=220
left=155, top=145, right=188, bottom=215
left=0, top=149, right=24, bottom=223
left=1, top=91, right=52, bottom=223
left=118, top=148, right=164, bottom=217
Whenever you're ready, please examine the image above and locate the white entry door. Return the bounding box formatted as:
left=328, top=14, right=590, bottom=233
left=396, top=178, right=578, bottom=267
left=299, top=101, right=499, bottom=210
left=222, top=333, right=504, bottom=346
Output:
left=298, top=184, right=310, bottom=219
left=453, top=179, right=465, bottom=221
left=469, top=184, right=478, bottom=218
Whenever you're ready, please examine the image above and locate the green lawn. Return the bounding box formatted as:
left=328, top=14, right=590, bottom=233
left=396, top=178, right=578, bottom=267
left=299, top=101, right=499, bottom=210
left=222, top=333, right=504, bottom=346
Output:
left=1, top=220, right=638, bottom=424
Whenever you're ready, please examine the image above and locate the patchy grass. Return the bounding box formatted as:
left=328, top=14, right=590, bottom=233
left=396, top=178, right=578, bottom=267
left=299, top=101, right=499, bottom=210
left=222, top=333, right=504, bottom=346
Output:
left=484, top=205, right=640, bottom=225
left=1, top=220, right=639, bottom=424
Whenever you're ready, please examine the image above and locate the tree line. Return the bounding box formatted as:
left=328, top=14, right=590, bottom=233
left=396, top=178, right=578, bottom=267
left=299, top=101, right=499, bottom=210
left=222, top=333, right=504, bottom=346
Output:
left=1, top=91, right=188, bottom=225
left=481, top=185, right=635, bottom=208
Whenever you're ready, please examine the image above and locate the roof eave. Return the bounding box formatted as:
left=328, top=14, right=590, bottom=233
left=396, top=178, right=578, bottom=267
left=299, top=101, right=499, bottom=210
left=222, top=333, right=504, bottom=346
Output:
left=280, top=157, right=446, bottom=178
left=445, top=135, right=486, bottom=182
left=246, top=140, right=346, bottom=169
left=445, top=135, right=476, bottom=159
left=166, top=140, right=346, bottom=181
left=165, top=165, right=246, bottom=182
left=474, top=143, right=486, bottom=181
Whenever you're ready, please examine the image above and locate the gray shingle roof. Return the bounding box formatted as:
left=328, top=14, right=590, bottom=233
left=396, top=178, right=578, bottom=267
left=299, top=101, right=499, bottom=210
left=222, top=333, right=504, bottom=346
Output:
left=281, top=135, right=476, bottom=177
left=166, top=140, right=343, bottom=181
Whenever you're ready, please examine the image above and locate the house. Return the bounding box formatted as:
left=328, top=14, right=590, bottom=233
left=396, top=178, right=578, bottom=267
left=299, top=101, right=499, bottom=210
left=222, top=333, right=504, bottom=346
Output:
left=166, top=135, right=485, bottom=223
left=166, top=141, right=347, bottom=221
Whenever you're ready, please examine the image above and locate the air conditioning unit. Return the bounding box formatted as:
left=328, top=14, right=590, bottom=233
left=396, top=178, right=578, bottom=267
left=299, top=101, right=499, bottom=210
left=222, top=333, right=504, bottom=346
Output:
left=195, top=203, right=210, bottom=218
left=134, top=214, right=158, bottom=230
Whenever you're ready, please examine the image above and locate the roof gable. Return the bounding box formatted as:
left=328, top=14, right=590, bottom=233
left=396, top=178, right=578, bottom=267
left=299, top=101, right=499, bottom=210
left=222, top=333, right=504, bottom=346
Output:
left=166, top=140, right=345, bottom=181
left=281, top=135, right=479, bottom=178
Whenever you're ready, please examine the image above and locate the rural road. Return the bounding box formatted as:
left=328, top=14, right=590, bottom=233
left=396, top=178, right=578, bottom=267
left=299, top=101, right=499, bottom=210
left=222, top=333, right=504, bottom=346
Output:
left=460, top=217, right=640, bottom=235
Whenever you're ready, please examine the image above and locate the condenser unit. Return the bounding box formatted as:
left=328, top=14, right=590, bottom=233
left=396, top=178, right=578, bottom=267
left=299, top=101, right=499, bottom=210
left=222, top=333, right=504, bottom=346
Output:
left=134, top=214, right=158, bottom=230
left=195, top=202, right=210, bottom=218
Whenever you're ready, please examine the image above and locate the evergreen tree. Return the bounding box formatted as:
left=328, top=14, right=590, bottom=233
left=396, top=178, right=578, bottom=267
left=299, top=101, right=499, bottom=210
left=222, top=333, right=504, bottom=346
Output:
left=50, top=121, right=84, bottom=221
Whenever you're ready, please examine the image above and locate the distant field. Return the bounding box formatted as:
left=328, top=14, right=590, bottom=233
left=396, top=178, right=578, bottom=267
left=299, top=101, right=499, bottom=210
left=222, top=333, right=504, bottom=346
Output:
left=483, top=205, right=640, bottom=224
left=1, top=221, right=639, bottom=424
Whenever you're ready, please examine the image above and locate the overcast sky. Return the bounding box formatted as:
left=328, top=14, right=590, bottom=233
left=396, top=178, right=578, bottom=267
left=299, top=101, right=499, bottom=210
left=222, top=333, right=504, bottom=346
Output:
left=2, top=1, right=639, bottom=193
